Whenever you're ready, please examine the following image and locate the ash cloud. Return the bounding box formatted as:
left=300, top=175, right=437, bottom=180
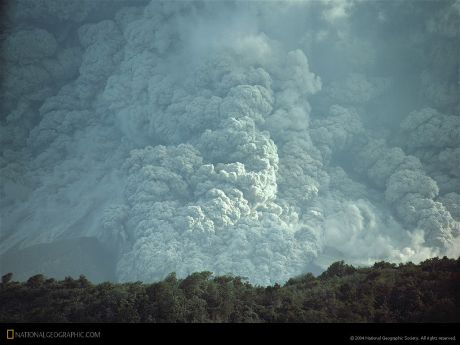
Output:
left=1, top=0, right=459, bottom=285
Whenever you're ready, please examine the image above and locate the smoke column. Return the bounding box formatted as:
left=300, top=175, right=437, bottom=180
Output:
left=1, top=0, right=459, bottom=284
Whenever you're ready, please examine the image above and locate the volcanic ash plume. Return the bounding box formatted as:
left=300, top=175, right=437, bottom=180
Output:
left=1, top=0, right=459, bottom=284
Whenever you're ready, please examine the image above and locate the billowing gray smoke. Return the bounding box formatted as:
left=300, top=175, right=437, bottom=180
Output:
left=1, top=0, right=459, bottom=285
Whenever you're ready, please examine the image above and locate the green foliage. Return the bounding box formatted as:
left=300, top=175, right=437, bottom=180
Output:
left=1, top=272, right=13, bottom=285
left=0, top=257, right=459, bottom=323
left=26, top=274, right=45, bottom=288
left=320, top=260, right=357, bottom=279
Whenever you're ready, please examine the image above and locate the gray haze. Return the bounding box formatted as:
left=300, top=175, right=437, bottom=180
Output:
left=0, top=0, right=459, bottom=284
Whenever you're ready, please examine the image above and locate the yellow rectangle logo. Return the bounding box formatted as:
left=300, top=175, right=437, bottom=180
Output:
left=6, top=329, right=14, bottom=340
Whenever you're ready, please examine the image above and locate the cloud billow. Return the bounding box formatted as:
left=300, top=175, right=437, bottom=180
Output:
left=1, top=0, right=459, bottom=284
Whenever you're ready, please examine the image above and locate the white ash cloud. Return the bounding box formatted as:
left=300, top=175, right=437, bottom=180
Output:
left=1, top=0, right=459, bottom=284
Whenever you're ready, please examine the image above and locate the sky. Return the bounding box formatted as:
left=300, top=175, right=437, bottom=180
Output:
left=0, top=0, right=459, bottom=285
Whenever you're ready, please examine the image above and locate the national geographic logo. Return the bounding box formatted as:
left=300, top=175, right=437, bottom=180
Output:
left=4, top=329, right=101, bottom=341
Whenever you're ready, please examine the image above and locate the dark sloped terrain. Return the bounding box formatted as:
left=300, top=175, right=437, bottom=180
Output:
left=0, top=237, right=116, bottom=283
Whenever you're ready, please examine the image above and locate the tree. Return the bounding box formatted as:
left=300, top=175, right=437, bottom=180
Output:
left=1, top=273, right=13, bottom=285
left=26, top=274, right=45, bottom=288
left=320, top=261, right=356, bottom=279
left=373, top=261, right=397, bottom=269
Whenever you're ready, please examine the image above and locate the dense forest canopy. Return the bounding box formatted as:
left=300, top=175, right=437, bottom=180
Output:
left=1, top=257, right=459, bottom=323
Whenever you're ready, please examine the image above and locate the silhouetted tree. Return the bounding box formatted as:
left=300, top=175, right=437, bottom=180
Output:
left=1, top=273, right=13, bottom=285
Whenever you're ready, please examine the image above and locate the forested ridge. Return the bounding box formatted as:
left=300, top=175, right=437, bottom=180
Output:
left=1, top=257, right=459, bottom=323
